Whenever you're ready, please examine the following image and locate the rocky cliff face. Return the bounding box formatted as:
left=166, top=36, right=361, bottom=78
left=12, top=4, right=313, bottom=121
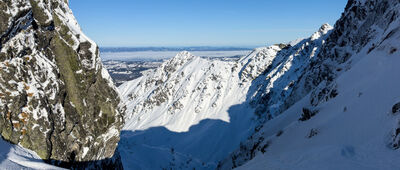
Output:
left=242, top=24, right=333, bottom=122
left=288, top=0, right=399, bottom=107
left=0, top=0, right=124, bottom=168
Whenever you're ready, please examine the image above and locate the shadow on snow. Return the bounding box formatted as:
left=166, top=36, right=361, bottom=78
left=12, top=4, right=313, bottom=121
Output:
left=117, top=44, right=307, bottom=169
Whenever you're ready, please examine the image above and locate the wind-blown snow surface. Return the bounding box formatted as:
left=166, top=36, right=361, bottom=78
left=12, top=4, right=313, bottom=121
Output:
left=0, top=138, right=62, bottom=170
left=118, top=25, right=332, bottom=169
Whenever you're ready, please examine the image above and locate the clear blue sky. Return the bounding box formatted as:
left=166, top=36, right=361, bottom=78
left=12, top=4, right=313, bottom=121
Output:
left=69, top=0, right=348, bottom=47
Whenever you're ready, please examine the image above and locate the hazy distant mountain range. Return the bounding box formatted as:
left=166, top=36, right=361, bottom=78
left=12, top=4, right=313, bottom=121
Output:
left=100, top=47, right=254, bottom=53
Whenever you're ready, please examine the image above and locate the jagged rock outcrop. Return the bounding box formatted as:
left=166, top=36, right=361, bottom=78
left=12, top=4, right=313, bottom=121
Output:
left=0, top=0, right=124, bottom=168
left=242, top=24, right=333, bottom=121
left=287, top=0, right=399, bottom=107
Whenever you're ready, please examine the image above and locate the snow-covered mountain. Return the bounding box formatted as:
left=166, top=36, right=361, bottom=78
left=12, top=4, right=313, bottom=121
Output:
left=219, top=0, right=400, bottom=169
left=0, top=0, right=124, bottom=169
left=1, top=0, right=398, bottom=169
left=118, top=23, right=333, bottom=169
left=120, top=0, right=400, bottom=169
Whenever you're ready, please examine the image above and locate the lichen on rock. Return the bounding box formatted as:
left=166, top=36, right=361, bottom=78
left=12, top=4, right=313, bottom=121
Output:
left=0, top=0, right=124, bottom=169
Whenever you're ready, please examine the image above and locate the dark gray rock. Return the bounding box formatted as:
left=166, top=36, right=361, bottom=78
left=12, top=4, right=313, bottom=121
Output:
left=392, top=102, right=400, bottom=114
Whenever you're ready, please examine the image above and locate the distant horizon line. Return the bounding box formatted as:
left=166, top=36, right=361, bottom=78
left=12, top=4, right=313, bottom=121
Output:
left=99, top=46, right=259, bottom=53
left=99, top=45, right=261, bottom=48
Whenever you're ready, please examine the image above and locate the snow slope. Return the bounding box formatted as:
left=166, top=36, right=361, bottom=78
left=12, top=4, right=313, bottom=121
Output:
left=0, top=138, right=63, bottom=170
left=219, top=0, right=400, bottom=169
left=118, top=51, right=256, bottom=169
left=119, top=51, right=248, bottom=132
left=118, top=24, right=332, bottom=169
left=120, top=0, right=400, bottom=169
left=236, top=27, right=400, bottom=170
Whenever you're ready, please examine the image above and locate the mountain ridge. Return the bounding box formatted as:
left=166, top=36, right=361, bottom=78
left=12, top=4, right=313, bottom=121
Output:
left=119, top=0, right=400, bottom=169
left=118, top=23, right=333, bottom=169
left=219, top=0, right=400, bottom=168
left=1, top=0, right=399, bottom=169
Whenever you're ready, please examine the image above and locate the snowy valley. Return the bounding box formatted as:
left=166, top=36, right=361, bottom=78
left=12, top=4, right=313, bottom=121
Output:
left=117, top=24, right=334, bottom=169
left=0, top=0, right=400, bottom=170
left=118, top=0, right=400, bottom=169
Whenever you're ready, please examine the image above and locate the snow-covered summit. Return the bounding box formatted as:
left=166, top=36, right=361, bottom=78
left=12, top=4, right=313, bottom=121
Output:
left=311, top=23, right=333, bottom=40
left=172, top=51, right=195, bottom=60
